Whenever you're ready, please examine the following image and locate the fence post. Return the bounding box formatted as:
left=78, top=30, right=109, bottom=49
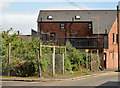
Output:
left=65, top=47, right=66, bottom=55
left=52, top=46, right=55, bottom=76
left=97, top=50, right=99, bottom=70
left=37, top=53, right=42, bottom=78
left=90, top=50, right=93, bottom=71
left=7, top=43, right=10, bottom=76
left=59, top=47, right=61, bottom=54
left=37, top=42, right=42, bottom=78
left=62, top=53, right=64, bottom=74
left=39, top=42, right=42, bottom=58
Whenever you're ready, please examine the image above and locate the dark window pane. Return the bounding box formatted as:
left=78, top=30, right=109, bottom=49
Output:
left=60, top=23, right=66, bottom=29
left=113, top=33, right=114, bottom=43
left=70, top=33, right=77, bottom=37
left=88, top=23, right=92, bottom=30
left=116, top=34, right=118, bottom=43
left=50, top=33, right=55, bottom=41
left=42, top=34, right=47, bottom=41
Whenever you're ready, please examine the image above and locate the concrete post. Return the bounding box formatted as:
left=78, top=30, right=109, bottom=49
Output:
left=62, top=53, right=64, bottom=74
left=52, top=46, right=55, bottom=76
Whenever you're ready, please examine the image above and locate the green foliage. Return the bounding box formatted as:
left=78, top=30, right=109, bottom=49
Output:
left=40, top=54, right=49, bottom=72
left=2, top=29, right=58, bottom=77
left=64, top=56, right=72, bottom=71
left=2, top=29, right=39, bottom=76
left=65, top=45, right=86, bottom=71
left=2, top=29, right=101, bottom=77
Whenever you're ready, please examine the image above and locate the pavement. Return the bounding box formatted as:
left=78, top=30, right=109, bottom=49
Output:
left=2, top=70, right=119, bottom=87
left=1, top=70, right=118, bottom=82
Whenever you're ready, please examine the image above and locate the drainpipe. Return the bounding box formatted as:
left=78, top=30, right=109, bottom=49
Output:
left=70, top=17, right=74, bottom=35
left=40, top=18, right=42, bottom=36
left=69, top=17, right=74, bottom=44
left=117, top=5, right=120, bottom=71
left=66, top=17, right=74, bottom=45
left=17, top=30, right=20, bottom=36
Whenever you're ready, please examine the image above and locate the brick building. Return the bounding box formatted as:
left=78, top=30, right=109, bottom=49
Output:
left=35, top=10, right=118, bottom=70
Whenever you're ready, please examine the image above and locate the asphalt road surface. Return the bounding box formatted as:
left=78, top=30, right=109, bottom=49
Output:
left=2, top=72, right=120, bottom=87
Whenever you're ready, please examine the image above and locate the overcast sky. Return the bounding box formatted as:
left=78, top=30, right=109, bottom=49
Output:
left=0, top=0, right=120, bottom=35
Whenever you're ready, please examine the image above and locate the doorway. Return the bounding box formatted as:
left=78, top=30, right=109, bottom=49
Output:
left=104, top=53, right=106, bottom=69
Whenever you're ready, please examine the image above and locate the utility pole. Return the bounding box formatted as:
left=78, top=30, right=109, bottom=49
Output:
left=117, top=5, right=120, bottom=71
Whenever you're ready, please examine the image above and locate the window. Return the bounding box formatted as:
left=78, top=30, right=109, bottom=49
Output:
left=116, top=34, right=118, bottom=43
left=75, top=15, right=80, bottom=20
left=47, top=16, right=52, bottom=20
left=88, top=23, right=92, bottom=30
left=60, top=23, right=66, bottom=29
left=42, top=34, right=47, bottom=41
left=113, top=33, right=114, bottom=43
left=50, top=33, right=55, bottom=41
left=70, top=33, right=77, bottom=37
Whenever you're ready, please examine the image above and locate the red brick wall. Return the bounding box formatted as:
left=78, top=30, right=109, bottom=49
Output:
left=40, top=23, right=66, bottom=45
left=70, top=23, right=93, bottom=37
left=39, top=22, right=93, bottom=45
left=106, top=19, right=118, bottom=69
left=38, top=22, right=106, bottom=68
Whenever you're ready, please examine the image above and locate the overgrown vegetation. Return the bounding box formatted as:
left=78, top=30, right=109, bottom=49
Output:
left=1, top=29, right=100, bottom=77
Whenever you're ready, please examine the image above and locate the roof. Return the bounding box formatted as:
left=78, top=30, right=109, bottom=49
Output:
left=37, top=10, right=117, bottom=34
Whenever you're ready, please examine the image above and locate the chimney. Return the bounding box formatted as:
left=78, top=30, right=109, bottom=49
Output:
left=105, top=29, right=107, bottom=34
left=17, top=31, right=20, bottom=36
left=4, top=31, right=6, bottom=34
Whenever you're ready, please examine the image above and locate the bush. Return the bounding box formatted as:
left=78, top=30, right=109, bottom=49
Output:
left=64, top=56, right=72, bottom=71
left=65, top=45, right=86, bottom=71
left=2, top=29, right=101, bottom=77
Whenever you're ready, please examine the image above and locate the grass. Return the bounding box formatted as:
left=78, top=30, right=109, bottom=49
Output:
left=1, top=70, right=96, bottom=78
left=1, top=76, right=40, bottom=78
left=53, top=70, right=92, bottom=77
left=84, top=73, right=90, bottom=75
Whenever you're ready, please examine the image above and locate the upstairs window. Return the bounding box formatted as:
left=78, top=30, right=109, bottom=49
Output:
left=88, top=23, right=92, bottom=30
left=116, top=34, right=118, bottom=43
left=60, top=23, right=66, bottom=29
left=75, top=15, right=80, bottom=20
left=47, top=16, right=52, bottom=20
left=113, top=33, right=114, bottom=43
left=50, top=33, right=55, bottom=41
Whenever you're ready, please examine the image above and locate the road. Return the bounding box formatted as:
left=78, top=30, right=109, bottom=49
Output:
left=2, top=72, right=120, bottom=87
